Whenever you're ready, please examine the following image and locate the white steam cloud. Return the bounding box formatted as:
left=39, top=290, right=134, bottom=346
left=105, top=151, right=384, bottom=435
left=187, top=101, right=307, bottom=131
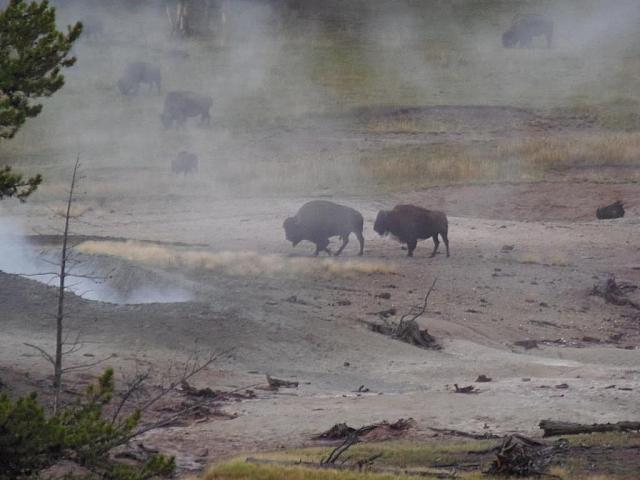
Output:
left=0, top=216, right=193, bottom=305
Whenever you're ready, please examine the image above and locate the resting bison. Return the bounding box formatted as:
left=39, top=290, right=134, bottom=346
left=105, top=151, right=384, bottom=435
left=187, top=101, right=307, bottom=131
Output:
left=171, top=151, right=198, bottom=175
left=283, top=200, right=365, bottom=257
left=160, top=91, right=212, bottom=128
left=502, top=14, right=553, bottom=48
left=374, top=204, right=449, bottom=258
left=117, top=62, right=161, bottom=95
left=596, top=201, right=625, bottom=220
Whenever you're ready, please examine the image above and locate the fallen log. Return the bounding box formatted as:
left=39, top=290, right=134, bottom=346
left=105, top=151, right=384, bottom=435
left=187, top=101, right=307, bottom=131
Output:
left=266, top=375, right=299, bottom=389
left=539, top=420, right=640, bottom=437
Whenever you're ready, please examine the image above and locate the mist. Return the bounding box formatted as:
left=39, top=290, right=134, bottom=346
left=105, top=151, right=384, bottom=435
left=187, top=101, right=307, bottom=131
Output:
left=2, top=0, right=638, bottom=299
left=0, top=216, right=193, bottom=304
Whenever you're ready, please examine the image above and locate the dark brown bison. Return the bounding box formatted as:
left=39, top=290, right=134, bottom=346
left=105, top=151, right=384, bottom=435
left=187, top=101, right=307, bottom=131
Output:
left=117, top=62, right=161, bottom=95
left=160, top=91, right=212, bottom=128
left=283, top=200, right=365, bottom=257
left=596, top=201, right=625, bottom=220
left=171, top=151, right=198, bottom=175
left=502, top=14, right=553, bottom=48
left=374, top=204, right=449, bottom=258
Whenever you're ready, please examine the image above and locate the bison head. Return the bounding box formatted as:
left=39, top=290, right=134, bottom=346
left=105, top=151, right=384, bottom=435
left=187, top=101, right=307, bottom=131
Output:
left=283, top=217, right=303, bottom=246
left=502, top=29, right=517, bottom=48
left=373, top=210, right=390, bottom=236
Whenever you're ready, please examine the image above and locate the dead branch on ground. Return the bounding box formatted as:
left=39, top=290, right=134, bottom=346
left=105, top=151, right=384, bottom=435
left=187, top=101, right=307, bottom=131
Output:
left=365, top=278, right=440, bottom=349
left=266, top=375, right=299, bottom=390
left=591, top=276, right=639, bottom=309
left=485, top=434, right=567, bottom=477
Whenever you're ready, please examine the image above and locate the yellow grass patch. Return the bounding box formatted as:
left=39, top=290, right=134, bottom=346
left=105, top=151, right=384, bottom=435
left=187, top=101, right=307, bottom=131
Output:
left=76, top=240, right=396, bottom=278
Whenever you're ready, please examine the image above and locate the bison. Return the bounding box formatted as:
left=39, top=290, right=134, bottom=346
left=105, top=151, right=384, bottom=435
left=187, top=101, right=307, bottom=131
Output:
left=171, top=151, right=198, bottom=175
left=374, top=204, right=449, bottom=258
left=117, top=62, right=161, bottom=95
left=160, top=91, right=212, bottom=128
left=596, top=200, right=625, bottom=220
left=283, top=200, right=365, bottom=257
left=502, top=14, right=553, bottom=48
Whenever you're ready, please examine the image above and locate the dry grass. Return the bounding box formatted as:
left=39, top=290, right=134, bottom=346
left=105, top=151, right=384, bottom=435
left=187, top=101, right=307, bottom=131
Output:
left=76, top=240, right=396, bottom=278
left=498, top=133, right=640, bottom=172
left=354, top=131, right=640, bottom=190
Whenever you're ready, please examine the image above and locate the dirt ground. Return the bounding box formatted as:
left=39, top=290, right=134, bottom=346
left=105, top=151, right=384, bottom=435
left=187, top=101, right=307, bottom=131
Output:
left=1, top=179, right=639, bottom=473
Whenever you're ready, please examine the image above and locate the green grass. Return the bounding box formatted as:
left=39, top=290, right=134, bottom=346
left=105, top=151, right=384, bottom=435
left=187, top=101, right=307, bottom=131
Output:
left=195, top=433, right=640, bottom=480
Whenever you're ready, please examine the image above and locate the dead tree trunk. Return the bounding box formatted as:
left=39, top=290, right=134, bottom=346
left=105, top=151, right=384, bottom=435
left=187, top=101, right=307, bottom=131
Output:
left=52, top=157, right=80, bottom=413
left=166, top=0, right=213, bottom=37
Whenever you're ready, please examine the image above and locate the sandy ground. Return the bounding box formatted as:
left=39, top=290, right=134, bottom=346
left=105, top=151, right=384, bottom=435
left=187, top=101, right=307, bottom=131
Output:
left=1, top=180, right=640, bottom=472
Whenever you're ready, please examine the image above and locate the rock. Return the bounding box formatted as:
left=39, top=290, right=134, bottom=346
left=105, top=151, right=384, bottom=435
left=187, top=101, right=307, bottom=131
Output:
left=195, top=448, right=209, bottom=457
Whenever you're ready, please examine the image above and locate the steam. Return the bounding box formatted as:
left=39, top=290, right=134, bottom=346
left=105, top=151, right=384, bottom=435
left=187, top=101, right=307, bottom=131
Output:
left=0, top=217, right=193, bottom=305
left=76, top=240, right=397, bottom=277
left=3, top=0, right=638, bottom=201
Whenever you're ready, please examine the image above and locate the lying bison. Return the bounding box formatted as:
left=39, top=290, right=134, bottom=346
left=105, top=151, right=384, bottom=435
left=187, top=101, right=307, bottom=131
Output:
left=374, top=204, right=449, bottom=258
left=283, top=200, right=364, bottom=256
left=117, top=62, right=161, bottom=95
left=160, top=91, right=212, bottom=128
left=171, top=151, right=198, bottom=175
left=502, top=14, right=553, bottom=48
left=596, top=200, right=625, bottom=220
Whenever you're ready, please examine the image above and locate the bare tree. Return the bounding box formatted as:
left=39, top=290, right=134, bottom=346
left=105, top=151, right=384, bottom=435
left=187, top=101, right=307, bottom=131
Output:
left=165, top=0, right=222, bottom=37
left=25, top=157, right=111, bottom=412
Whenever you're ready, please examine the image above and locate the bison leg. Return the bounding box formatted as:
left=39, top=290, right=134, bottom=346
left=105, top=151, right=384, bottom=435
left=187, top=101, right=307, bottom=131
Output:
left=442, top=232, right=450, bottom=257
left=355, top=231, right=364, bottom=256
left=315, top=238, right=331, bottom=256
left=334, top=235, right=349, bottom=256
left=430, top=235, right=440, bottom=258
left=407, top=239, right=417, bottom=257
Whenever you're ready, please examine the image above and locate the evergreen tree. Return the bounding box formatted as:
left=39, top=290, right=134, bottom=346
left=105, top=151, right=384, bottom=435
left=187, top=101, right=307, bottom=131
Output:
left=0, top=0, right=82, bottom=200
left=0, top=0, right=81, bottom=139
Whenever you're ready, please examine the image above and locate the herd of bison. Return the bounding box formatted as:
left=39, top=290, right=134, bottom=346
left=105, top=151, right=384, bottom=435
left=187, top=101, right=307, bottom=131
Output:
left=76, top=8, right=627, bottom=256
left=93, top=11, right=559, bottom=175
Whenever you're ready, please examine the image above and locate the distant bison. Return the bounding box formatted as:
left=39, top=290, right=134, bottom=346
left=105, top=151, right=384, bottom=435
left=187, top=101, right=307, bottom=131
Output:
left=374, top=204, right=449, bottom=258
left=160, top=91, right=212, bottom=128
left=596, top=200, right=625, bottom=220
left=502, top=14, right=553, bottom=48
left=171, top=151, right=199, bottom=175
left=283, top=200, right=365, bottom=256
left=81, top=15, right=104, bottom=39
left=117, top=62, right=161, bottom=95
